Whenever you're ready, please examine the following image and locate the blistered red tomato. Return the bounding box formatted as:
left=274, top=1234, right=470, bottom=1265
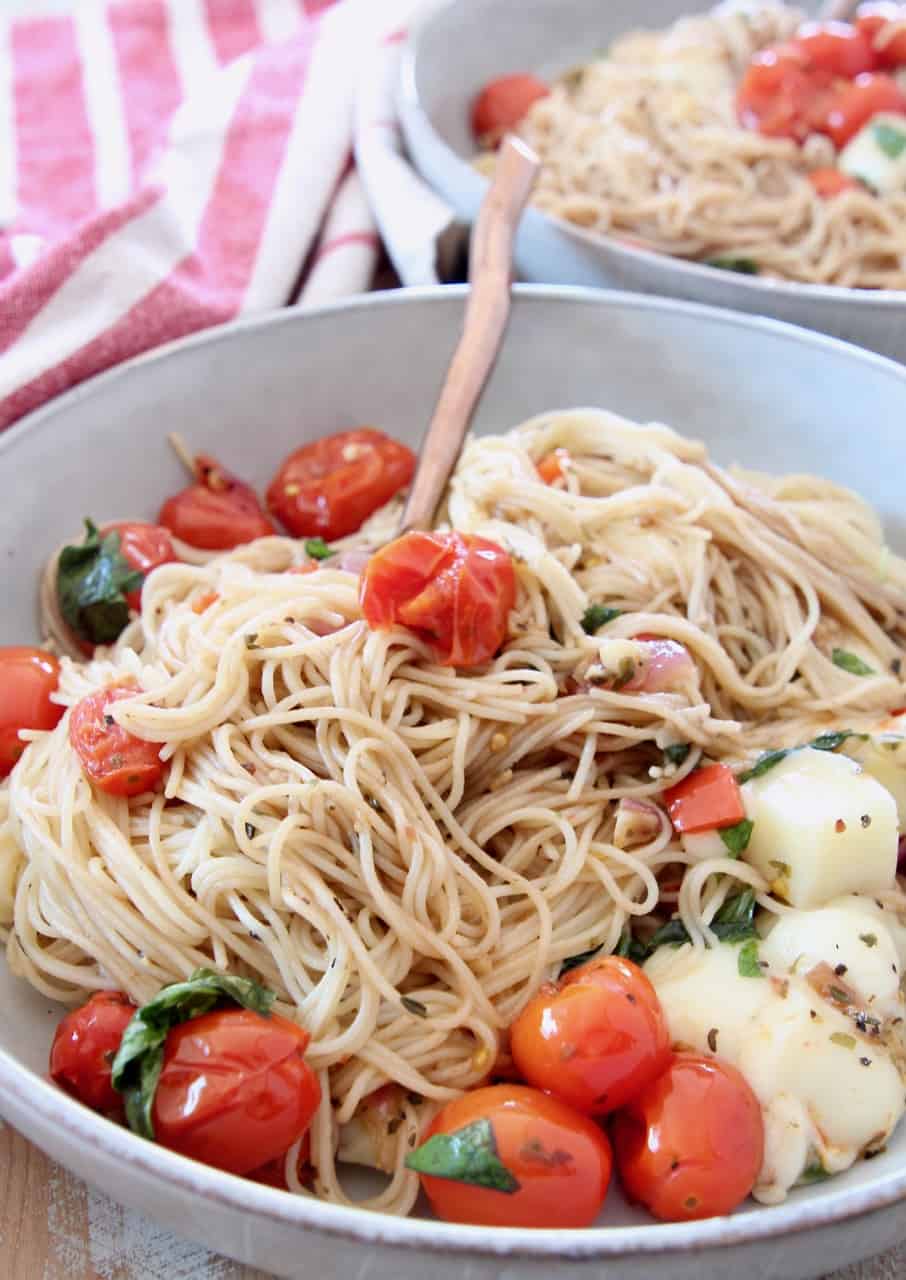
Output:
left=49, top=990, right=135, bottom=1116
left=822, top=71, right=906, bottom=146
left=102, top=522, right=177, bottom=611
left=0, top=647, right=63, bottom=776
left=809, top=167, right=861, bottom=196
left=69, top=681, right=165, bottom=798
left=360, top=530, right=516, bottom=667
left=471, top=74, right=550, bottom=143
left=613, top=1053, right=764, bottom=1221
left=663, top=762, right=745, bottom=834
left=510, top=956, right=671, bottom=1116
left=410, top=1084, right=612, bottom=1228
left=793, top=22, right=878, bottom=77
left=736, top=45, right=832, bottom=140
left=152, top=1008, right=321, bottom=1176
left=266, top=428, right=415, bottom=542
left=857, top=4, right=906, bottom=67
left=159, top=454, right=275, bottom=550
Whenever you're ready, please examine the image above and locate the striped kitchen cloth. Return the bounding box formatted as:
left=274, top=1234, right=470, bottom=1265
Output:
left=0, top=0, right=458, bottom=430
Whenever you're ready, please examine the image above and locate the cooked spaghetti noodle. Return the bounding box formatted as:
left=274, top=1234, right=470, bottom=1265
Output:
left=2, top=406, right=905, bottom=1213
left=486, top=1, right=906, bottom=287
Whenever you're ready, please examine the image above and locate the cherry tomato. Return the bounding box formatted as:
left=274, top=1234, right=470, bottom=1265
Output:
left=857, top=4, right=906, bottom=68
left=0, top=646, right=63, bottom=777
left=69, top=681, right=165, bottom=798
left=821, top=71, right=906, bottom=147
left=49, top=990, right=135, bottom=1116
left=471, top=74, right=550, bottom=143
left=536, top=449, right=568, bottom=484
left=412, top=1084, right=612, bottom=1228
left=510, top=956, right=671, bottom=1116
left=612, top=1053, right=764, bottom=1222
left=793, top=22, right=878, bottom=77
left=662, top=762, right=745, bottom=834
left=152, top=1008, right=321, bottom=1176
left=159, top=454, right=275, bottom=550
left=737, top=45, right=833, bottom=141
left=265, top=428, right=416, bottom=542
left=808, top=167, right=862, bottom=196
left=102, top=522, right=177, bottom=612
left=360, top=530, right=516, bottom=667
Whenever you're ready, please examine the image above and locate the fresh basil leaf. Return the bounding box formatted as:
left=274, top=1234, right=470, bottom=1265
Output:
left=405, top=1117, right=521, bottom=1193
left=811, top=730, right=868, bottom=752
left=798, top=1162, right=831, bottom=1185
left=704, top=256, right=759, bottom=275
left=715, top=888, right=757, bottom=927
left=111, top=967, right=275, bottom=1140
left=832, top=649, right=875, bottom=677
left=737, top=938, right=763, bottom=978
left=664, top=743, right=691, bottom=767
left=581, top=604, right=621, bottom=635
left=305, top=538, right=332, bottom=561
left=738, top=749, right=790, bottom=785
left=719, top=819, right=754, bottom=858
left=874, top=121, right=906, bottom=159
left=57, top=520, right=144, bottom=645
left=639, top=890, right=758, bottom=960
left=559, top=945, right=604, bottom=976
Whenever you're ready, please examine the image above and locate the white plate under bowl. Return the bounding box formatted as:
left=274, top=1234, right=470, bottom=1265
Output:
left=1, top=287, right=905, bottom=1279
left=398, top=0, right=906, bottom=364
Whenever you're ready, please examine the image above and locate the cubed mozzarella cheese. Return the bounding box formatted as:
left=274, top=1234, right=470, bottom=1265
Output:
left=647, top=902, right=906, bottom=1204
left=741, top=749, right=897, bottom=908
left=844, top=733, right=906, bottom=827
left=839, top=114, right=906, bottom=194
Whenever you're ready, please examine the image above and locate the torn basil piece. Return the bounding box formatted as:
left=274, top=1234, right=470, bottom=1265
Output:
left=57, top=519, right=144, bottom=646
left=581, top=604, right=621, bottom=635
left=719, top=819, right=754, bottom=858
left=405, top=1117, right=520, bottom=1193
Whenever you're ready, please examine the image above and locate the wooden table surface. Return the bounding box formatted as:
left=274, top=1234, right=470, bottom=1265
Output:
left=0, top=1118, right=903, bottom=1280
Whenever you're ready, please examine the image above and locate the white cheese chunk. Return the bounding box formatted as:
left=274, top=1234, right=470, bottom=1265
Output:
left=647, top=902, right=906, bottom=1205
left=839, top=113, right=906, bottom=194
left=844, top=733, right=906, bottom=827
left=741, top=749, right=897, bottom=909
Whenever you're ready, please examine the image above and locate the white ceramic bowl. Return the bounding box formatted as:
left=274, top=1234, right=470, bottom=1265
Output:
left=2, top=287, right=906, bottom=1279
left=399, top=0, right=906, bottom=364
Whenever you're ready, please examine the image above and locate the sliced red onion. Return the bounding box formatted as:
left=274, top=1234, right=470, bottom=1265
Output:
left=624, top=639, right=695, bottom=694
left=898, top=834, right=906, bottom=875
left=614, top=797, right=664, bottom=849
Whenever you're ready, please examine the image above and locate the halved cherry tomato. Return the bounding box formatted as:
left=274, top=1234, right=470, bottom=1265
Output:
left=536, top=449, right=568, bottom=485
left=159, top=454, right=275, bottom=551
left=471, top=74, right=550, bottom=144
left=0, top=647, right=63, bottom=777
left=102, top=522, right=177, bottom=612
left=510, top=956, right=670, bottom=1116
left=248, top=1132, right=312, bottom=1189
left=662, top=762, right=745, bottom=834
left=49, top=990, right=136, bottom=1117
left=857, top=4, right=906, bottom=68
left=69, top=681, right=165, bottom=798
left=613, top=1053, right=764, bottom=1221
left=793, top=22, right=878, bottom=78
left=821, top=71, right=906, bottom=147
left=411, top=1084, right=612, bottom=1228
left=809, top=167, right=861, bottom=196
left=266, top=428, right=416, bottom=542
left=152, top=1008, right=321, bottom=1176
left=360, top=530, right=516, bottom=667
left=737, top=45, right=833, bottom=140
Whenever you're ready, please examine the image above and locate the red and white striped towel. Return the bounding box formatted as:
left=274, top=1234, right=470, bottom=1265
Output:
left=0, top=0, right=457, bottom=431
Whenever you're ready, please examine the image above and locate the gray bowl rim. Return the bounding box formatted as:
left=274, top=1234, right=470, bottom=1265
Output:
left=399, top=0, right=906, bottom=312
left=2, top=283, right=906, bottom=1261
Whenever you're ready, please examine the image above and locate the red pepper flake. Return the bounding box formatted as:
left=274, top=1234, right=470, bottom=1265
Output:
left=835, top=818, right=847, bottom=833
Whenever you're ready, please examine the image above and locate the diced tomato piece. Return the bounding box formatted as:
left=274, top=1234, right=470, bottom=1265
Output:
left=793, top=22, right=878, bottom=78
left=857, top=4, right=906, bottom=68
left=820, top=72, right=906, bottom=147
left=808, top=168, right=861, bottom=196
left=737, top=44, right=834, bottom=141
left=471, top=74, right=550, bottom=144
left=536, top=450, right=568, bottom=484
left=662, top=763, right=746, bottom=834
